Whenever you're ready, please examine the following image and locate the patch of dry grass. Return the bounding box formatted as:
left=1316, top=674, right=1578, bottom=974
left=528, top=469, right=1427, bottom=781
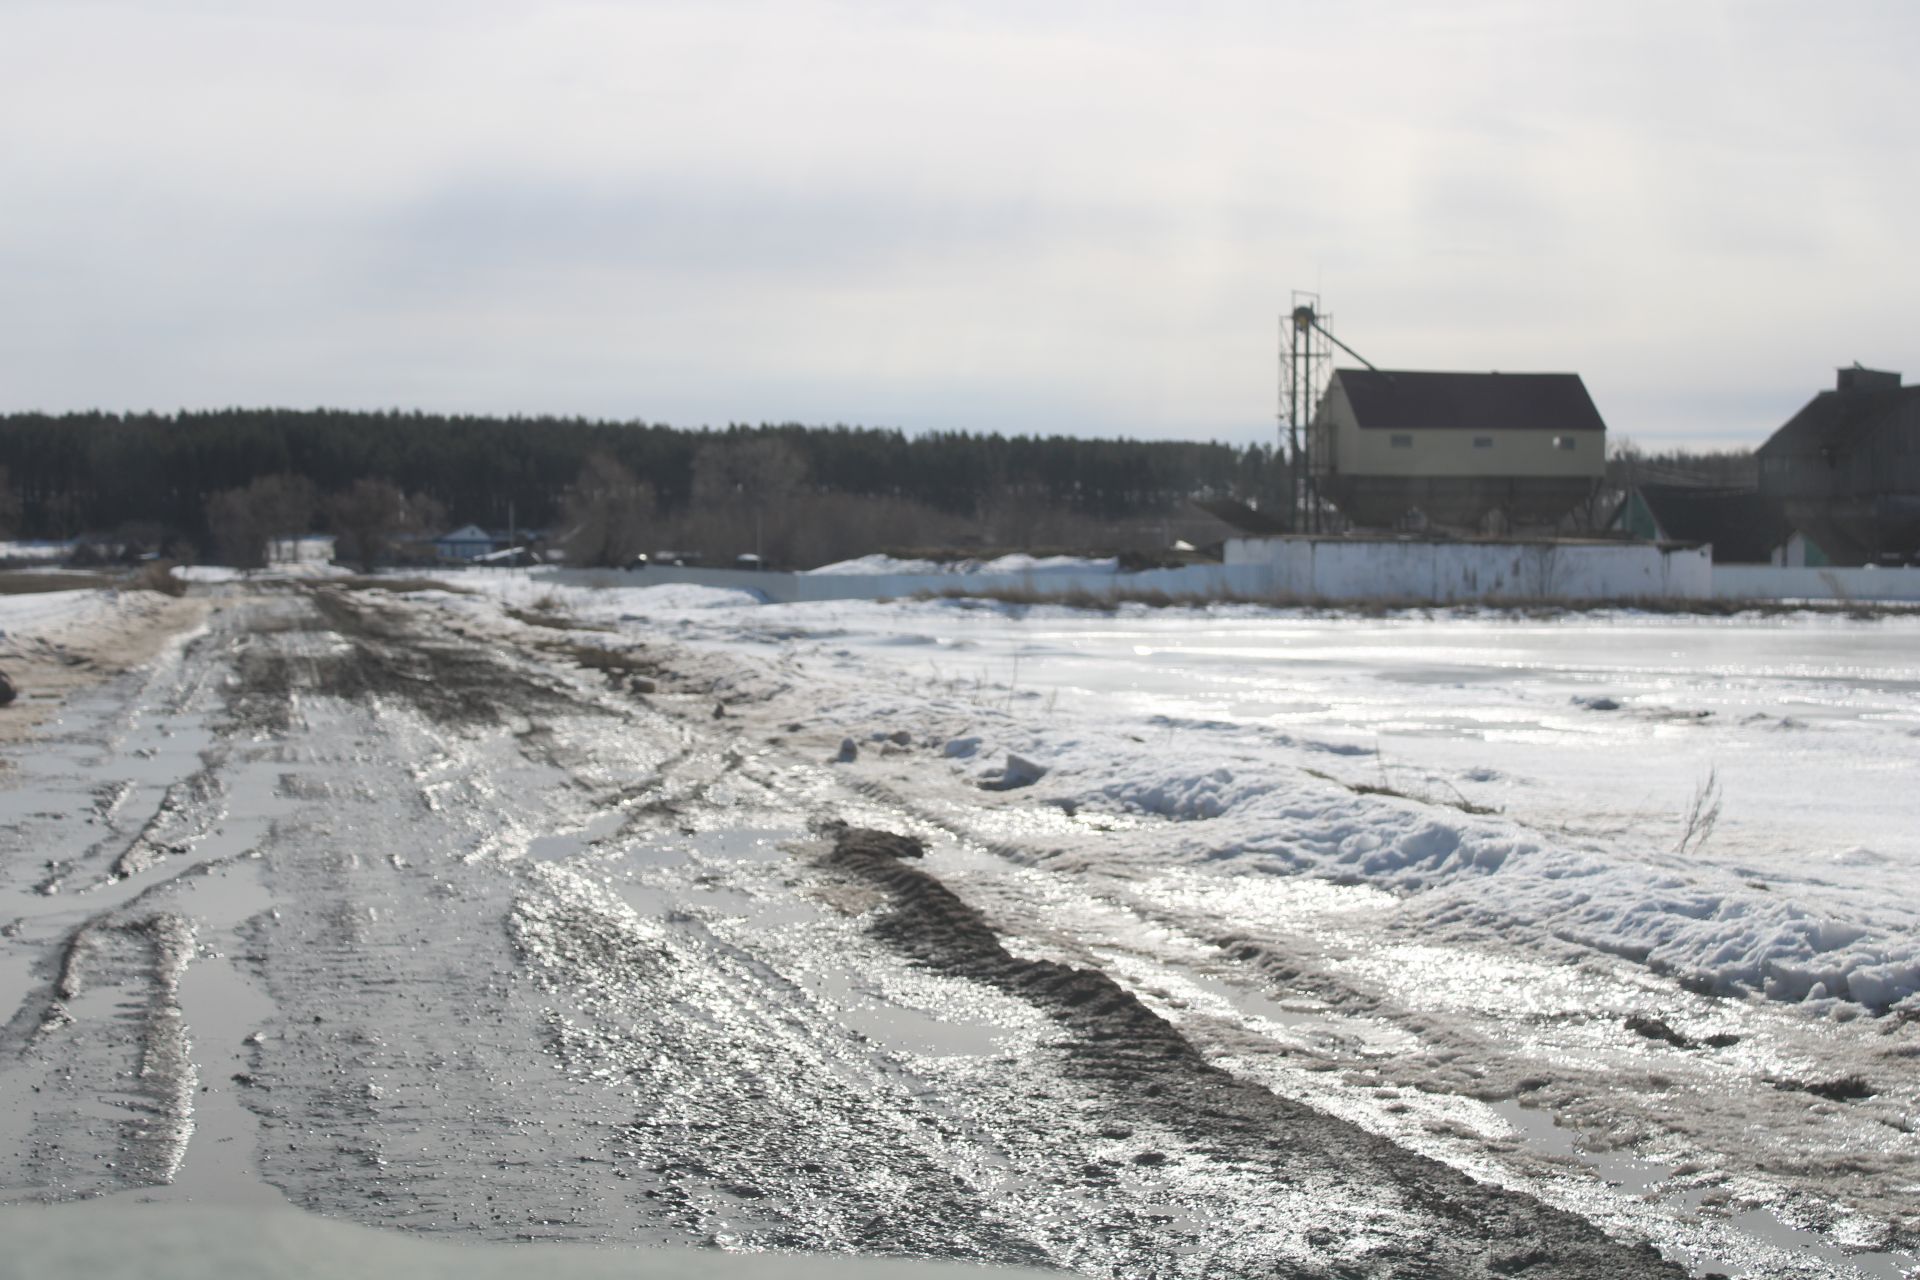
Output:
left=0, top=571, right=114, bottom=594
left=507, top=605, right=609, bottom=632
left=125, top=562, right=186, bottom=596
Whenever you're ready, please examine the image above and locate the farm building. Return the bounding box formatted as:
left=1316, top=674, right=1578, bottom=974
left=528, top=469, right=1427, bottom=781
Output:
left=432, top=524, right=499, bottom=561
left=1612, top=483, right=1801, bottom=564
left=1757, top=366, right=1920, bottom=566
left=1308, top=369, right=1606, bottom=531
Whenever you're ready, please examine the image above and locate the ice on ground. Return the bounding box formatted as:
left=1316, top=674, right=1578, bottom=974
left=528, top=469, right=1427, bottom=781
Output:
left=439, top=571, right=763, bottom=621
left=613, top=583, right=766, bottom=611
left=1001, top=733, right=1920, bottom=1011
left=631, top=595, right=1920, bottom=1015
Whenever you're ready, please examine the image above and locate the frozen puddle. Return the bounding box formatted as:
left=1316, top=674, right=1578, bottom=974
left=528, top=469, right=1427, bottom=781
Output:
left=604, top=823, right=1018, bottom=1062
left=1492, top=1101, right=1919, bottom=1280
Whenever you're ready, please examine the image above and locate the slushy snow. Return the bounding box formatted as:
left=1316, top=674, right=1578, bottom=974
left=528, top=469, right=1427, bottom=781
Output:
left=440, top=572, right=1920, bottom=1015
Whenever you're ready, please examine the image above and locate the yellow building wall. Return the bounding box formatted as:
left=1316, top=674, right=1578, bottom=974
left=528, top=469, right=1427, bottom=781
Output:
left=1313, top=381, right=1605, bottom=480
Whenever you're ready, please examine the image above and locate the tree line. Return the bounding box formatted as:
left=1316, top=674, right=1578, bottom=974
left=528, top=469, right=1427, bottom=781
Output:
left=0, top=409, right=1290, bottom=568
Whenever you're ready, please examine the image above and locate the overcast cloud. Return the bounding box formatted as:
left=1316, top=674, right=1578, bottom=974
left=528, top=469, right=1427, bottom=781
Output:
left=2, top=0, right=1914, bottom=449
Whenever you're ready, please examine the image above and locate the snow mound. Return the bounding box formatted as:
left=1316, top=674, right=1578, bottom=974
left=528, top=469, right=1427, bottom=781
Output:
left=175, top=562, right=350, bottom=583
left=972, top=735, right=1920, bottom=1013
left=807, top=555, right=947, bottom=575
left=0, top=540, right=74, bottom=563
left=619, top=584, right=763, bottom=611
left=802, top=553, right=1120, bottom=577
left=0, top=588, right=112, bottom=638
left=976, top=554, right=1118, bottom=574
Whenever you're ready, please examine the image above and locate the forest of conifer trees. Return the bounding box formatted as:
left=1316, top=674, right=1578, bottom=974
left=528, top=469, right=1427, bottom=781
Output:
left=0, top=409, right=1290, bottom=567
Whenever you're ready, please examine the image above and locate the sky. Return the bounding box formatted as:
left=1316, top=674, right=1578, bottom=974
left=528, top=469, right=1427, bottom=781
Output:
left=2, top=0, right=1915, bottom=451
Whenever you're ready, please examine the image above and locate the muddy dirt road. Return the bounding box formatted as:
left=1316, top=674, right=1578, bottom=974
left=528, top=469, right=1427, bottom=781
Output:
left=0, top=583, right=1809, bottom=1275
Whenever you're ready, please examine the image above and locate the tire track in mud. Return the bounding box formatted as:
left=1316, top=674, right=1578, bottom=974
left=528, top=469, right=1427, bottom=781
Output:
left=507, top=857, right=1062, bottom=1264
left=197, top=591, right=737, bottom=1239
left=8, top=912, right=198, bottom=1195
left=432, top=596, right=1688, bottom=1275
left=226, top=587, right=591, bottom=734
left=0, top=600, right=246, bottom=1200
left=817, top=823, right=1683, bottom=1279
left=816, top=741, right=1920, bottom=1273
left=0, top=584, right=1688, bottom=1273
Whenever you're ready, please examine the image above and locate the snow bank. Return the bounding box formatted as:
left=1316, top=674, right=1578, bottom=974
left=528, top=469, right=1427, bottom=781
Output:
left=469, top=584, right=1920, bottom=1016
left=0, top=588, right=113, bottom=638
left=807, top=554, right=948, bottom=575
left=174, top=562, right=351, bottom=583
left=975, top=554, right=1118, bottom=574
left=805, top=554, right=1120, bottom=576
left=936, top=727, right=1920, bottom=1014
left=448, top=571, right=762, bottom=622
left=614, top=584, right=764, bottom=612
left=0, top=541, right=74, bottom=563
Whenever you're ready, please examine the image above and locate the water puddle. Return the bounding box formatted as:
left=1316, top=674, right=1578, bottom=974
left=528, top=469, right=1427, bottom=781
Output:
left=685, top=828, right=797, bottom=864
left=808, top=967, right=1005, bottom=1060
left=525, top=811, right=628, bottom=862
left=1492, top=1100, right=1919, bottom=1279
left=160, top=951, right=283, bottom=1208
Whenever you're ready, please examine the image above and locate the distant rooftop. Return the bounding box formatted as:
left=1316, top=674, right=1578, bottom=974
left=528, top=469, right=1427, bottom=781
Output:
left=1333, top=369, right=1606, bottom=433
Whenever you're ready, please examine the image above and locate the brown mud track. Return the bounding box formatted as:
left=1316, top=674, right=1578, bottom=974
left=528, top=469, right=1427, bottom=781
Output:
left=225, top=586, right=592, bottom=731
left=823, top=823, right=1678, bottom=1279
left=0, top=585, right=1699, bottom=1276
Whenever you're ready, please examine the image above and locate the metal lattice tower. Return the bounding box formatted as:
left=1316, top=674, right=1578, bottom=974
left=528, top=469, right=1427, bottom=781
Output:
left=1280, top=291, right=1334, bottom=532
left=1280, top=293, right=1377, bottom=533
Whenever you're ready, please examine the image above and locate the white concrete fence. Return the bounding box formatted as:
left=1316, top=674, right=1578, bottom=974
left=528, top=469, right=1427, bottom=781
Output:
left=1710, top=565, right=1920, bottom=603
left=534, top=536, right=1920, bottom=606
left=533, top=537, right=1920, bottom=606
left=1219, top=537, right=1713, bottom=602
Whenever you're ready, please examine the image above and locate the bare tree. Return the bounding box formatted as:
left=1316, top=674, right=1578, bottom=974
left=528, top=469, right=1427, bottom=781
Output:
left=325, top=478, right=441, bottom=573
left=685, top=437, right=807, bottom=562
left=560, top=453, right=656, bottom=567
left=206, top=474, right=316, bottom=569
left=0, top=466, right=20, bottom=540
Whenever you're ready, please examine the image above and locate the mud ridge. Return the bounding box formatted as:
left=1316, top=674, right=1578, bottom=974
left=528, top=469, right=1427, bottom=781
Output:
left=824, top=822, right=1204, bottom=1072
left=821, top=822, right=1687, bottom=1279
left=10, top=913, right=198, bottom=1193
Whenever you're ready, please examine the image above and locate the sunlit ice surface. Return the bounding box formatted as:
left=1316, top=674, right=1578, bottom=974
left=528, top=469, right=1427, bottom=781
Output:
left=585, top=590, right=1920, bottom=1277
left=719, top=605, right=1920, bottom=902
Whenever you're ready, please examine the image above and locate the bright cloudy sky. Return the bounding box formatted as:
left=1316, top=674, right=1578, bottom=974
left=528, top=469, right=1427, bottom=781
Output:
left=3, top=0, right=1913, bottom=450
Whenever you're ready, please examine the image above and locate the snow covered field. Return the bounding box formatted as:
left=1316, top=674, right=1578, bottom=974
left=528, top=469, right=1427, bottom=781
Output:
left=476, top=578, right=1920, bottom=1010
left=455, top=574, right=1920, bottom=1276
left=0, top=586, right=119, bottom=637
left=3, top=577, right=1914, bottom=1278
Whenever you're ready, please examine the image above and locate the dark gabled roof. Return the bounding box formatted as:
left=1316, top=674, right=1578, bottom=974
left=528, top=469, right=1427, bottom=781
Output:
left=1632, top=484, right=1790, bottom=564
left=1191, top=497, right=1289, bottom=535
left=1757, top=383, right=1920, bottom=458
left=1333, top=369, right=1607, bottom=432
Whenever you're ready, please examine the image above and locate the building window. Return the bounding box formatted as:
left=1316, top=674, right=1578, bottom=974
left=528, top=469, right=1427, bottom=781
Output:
left=1473, top=436, right=1494, bottom=449
left=1390, top=434, right=1414, bottom=449
left=1553, top=436, right=1577, bottom=451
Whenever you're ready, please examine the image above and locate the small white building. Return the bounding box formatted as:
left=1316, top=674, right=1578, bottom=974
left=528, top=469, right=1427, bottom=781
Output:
left=433, top=524, right=496, bottom=561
